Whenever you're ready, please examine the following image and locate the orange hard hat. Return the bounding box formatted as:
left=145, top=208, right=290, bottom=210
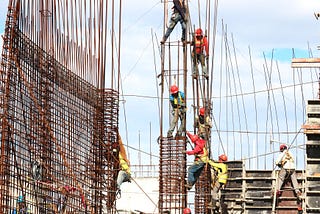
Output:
left=199, top=107, right=205, bottom=116
left=170, top=85, right=179, bottom=94
left=195, top=28, right=203, bottom=36
left=280, top=144, right=287, bottom=152
left=219, top=154, right=228, bottom=162
left=187, top=132, right=199, bottom=142
left=183, top=208, right=191, bottom=214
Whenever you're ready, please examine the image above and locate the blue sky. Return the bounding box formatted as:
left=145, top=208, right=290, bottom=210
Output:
left=1, top=0, right=320, bottom=170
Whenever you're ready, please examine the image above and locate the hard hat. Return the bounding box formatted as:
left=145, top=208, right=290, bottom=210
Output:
left=280, top=144, right=287, bottom=152
left=199, top=107, right=205, bottom=116
left=183, top=207, right=191, bottom=214
left=170, top=85, right=179, bottom=94
left=195, top=28, right=203, bottom=36
left=219, top=154, right=228, bottom=162
left=17, top=195, right=24, bottom=203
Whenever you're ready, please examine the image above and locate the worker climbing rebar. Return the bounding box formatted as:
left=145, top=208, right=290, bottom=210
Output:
left=185, top=131, right=208, bottom=190
left=115, top=134, right=131, bottom=198
left=167, top=85, right=186, bottom=138
left=208, top=154, right=228, bottom=211
left=194, top=107, right=212, bottom=140
left=161, top=0, right=187, bottom=44
left=191, top=28, right=209, bottom=79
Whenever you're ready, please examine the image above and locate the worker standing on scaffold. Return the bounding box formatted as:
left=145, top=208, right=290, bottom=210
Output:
left=208, top=154, right=228, bottom=211
left=185, top=131, right=208, bottom=190
left=161, top=0, right=187, bottom=44
left=191, top=28, right=209, bottom=79
left=167, top=85, right=186, bottom=138
left=194, top=107, right=212, bottom=140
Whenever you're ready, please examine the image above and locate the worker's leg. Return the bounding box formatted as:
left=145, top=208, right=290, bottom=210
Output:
left=167, top=109, right=178, bottom=137
left=117, top=171, right=127, bottom=190
left=276, top=168, right=287, bottom=192
left=211, top=181, right=221, bottom=208
left=177, top=110, right=186, bottom=135
left=289, top=170, right=301, bottom=194
left=192, top=53, right=199, bottom=76
left=200, top=54, right=208, bottom=77
left=179, top=18, right=186, bottom=41
left=163, top=13, right=179, bottom=42
left=187, top=161, right=205, bottom=187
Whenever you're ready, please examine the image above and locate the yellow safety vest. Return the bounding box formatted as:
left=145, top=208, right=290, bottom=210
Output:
left=173, top=92, right=184, bottom=108
left=119, top=154, right=131, bottom=175
left=208, top=160, right=228, bottom=184
left=195, top=147, right=209, bottom=163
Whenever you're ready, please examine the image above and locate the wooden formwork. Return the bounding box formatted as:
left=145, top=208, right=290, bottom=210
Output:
left=223, top=161, right=305, bottom=214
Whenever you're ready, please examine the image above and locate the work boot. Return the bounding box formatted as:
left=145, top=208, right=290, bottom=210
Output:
left=167, top=131, right=173, bottom=138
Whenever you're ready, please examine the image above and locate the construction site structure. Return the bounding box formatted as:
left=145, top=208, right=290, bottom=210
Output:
left=158, top=0, right=216, bottom=213
left=292, top=56, right=320, bottom=213
left=2, top=0, right=320, bottom=213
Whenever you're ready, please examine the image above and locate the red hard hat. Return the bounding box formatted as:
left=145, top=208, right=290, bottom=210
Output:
left=199, top=107, right=205, bottom=116
left=280, top=144, right=287, bottom=152
left=187, top=132, right=199, bottom=142
left=219, top=154, right=228, bottom=162
left=170, top=85, right=179, bottom=94
left=195, top=28, right=203, bottom=36
left=183, top=208, right=191, bottom=214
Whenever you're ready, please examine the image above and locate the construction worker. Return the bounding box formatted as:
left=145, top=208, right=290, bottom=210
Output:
left=275, top=144, right=301, bottom=199
left=161, top=0, right=187, bottom=44
left=183, top=207, right=192, bottom=214
left=116, top=134, right=131, bottom=196
left=117, top=153, right=131, bottom=191
left=194, top=107, right=212, bottom=140
left=191, top=28, right=209, bottom=78
left=167, top=85, right=186, bottom=138
left=208, top=154, right=228, bottom=209
left=185, top=132, right=208, bottom=190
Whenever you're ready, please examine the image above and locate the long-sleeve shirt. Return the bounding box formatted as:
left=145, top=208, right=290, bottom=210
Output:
left=186, top=138, right=208, bottom=162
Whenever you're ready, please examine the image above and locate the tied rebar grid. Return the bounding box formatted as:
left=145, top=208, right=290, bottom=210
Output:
left=0, top=24, right=119, bottom=214
left=159, top=137, right=187, bottom=214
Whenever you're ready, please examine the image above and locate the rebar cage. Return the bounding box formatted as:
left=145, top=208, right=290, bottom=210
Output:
left=0, top=19, right=119, bottom=214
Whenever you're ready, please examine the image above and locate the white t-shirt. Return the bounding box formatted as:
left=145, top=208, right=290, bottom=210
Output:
left=275, top=149, right=295, bottom=170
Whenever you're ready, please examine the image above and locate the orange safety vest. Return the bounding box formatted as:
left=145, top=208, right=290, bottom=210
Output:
left=194, top=38, right=204, bottom=54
